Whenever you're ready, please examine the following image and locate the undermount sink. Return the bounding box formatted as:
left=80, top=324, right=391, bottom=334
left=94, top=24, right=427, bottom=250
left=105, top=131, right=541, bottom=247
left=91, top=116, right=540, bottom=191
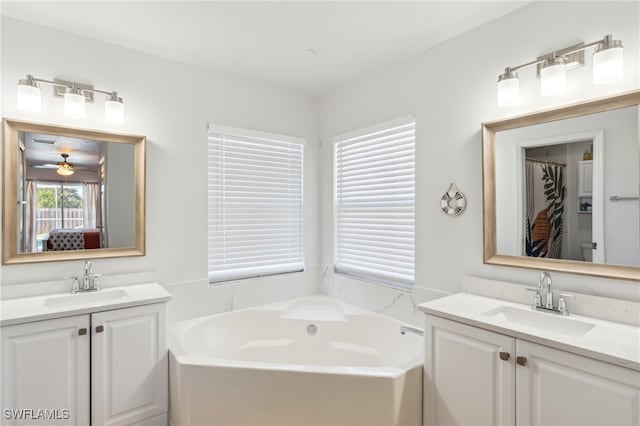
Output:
left=44, top=289, right=129, bottom=308
left=483, top=306, right=595, bottom=337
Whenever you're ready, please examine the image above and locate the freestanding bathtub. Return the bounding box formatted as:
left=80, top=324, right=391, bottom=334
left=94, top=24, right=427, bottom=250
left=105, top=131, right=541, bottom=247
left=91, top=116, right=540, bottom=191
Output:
left=169, top=296, right=423, bottom=426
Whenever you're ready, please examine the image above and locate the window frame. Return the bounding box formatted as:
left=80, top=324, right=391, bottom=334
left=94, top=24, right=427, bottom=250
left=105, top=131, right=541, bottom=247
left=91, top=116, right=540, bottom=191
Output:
left=332, top=116, right=416, bottom=290
left=207, top=123, right=305, bottom=284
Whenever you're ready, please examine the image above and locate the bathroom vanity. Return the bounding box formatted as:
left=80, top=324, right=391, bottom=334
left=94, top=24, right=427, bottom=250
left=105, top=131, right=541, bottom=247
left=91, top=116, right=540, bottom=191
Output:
left=419, top=292, right=640, bottom=426
left=0, top=283, right=170, bottom=426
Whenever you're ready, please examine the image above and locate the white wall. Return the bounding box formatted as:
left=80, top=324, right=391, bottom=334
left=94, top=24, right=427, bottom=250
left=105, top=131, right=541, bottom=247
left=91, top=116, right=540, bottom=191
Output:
left=317, top=1, right=640, bottom=326
left=0, top=17, right=321, bottom=320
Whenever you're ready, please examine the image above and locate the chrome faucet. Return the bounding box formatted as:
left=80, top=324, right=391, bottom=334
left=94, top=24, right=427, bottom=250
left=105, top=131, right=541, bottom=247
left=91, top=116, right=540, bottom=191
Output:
left=539, top=271, right=553, bottom=309
left=400, top=326, right=424, bottom=336
left=70, top=260, right=101, bottom=293
left=83, top=260, right=92, bottom=290
left=527, top=272, right=574, bottom=316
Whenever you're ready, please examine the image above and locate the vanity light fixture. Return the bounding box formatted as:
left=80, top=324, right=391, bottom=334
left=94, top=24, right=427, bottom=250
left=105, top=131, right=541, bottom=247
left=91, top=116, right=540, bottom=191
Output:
left=63, top=86, right=86, bottom=119
left=16, top=74, right=125, bottom=124
left=497, top=34, right=624, bottom=107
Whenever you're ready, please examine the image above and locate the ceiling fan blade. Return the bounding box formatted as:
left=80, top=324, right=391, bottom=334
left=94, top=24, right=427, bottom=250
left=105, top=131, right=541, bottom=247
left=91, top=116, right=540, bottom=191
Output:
left=31, top=164, right=59, bottom=169
left=31, top=164, right=95, bottom=171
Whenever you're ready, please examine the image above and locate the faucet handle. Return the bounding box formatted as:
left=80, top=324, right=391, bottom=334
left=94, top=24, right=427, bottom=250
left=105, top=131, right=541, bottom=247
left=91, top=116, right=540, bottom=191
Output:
left=558, top=293, right=576, bottom=316
left=65, top=276, right=80, bottom=293
left=525, top=287, right=542, bottom=308
left=92, top=274, right=103, bottom=291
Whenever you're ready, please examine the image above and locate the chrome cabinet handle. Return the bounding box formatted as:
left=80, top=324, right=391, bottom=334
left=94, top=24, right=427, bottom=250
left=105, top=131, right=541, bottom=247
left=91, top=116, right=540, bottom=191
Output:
left=516, top=356, right=527, bottom=366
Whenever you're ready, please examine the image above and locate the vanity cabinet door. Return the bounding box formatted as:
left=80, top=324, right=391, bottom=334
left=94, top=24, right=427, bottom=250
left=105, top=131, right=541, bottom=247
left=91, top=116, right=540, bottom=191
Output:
left=424, top=314, right=515, bottom=426
left=515, top=339, right=640, bottom=426
left=0, top=315, right=90, bottom=426
left=91, top=303, right=167, bottom=426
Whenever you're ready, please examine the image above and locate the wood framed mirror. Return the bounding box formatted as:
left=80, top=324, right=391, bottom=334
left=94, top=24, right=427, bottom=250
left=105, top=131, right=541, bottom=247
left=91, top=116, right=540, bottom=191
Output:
left=2, top=119, right=146, bottom=264
left=482, top=90, right=639, bottom=281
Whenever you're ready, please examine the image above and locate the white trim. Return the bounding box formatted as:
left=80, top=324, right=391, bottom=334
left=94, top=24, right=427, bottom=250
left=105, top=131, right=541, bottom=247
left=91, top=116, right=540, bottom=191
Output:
left=514, top=130, right=605, bottom=263
left=332, top=115, right=415, bottom=144
left=208, top=123, right=305, bottom=145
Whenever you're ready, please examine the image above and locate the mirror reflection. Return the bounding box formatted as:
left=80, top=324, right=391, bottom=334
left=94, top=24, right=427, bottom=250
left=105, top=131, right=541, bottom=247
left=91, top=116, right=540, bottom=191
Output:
left=495, top=105, right=639, bottom=267
left=17, top=131, right=135, bottom=254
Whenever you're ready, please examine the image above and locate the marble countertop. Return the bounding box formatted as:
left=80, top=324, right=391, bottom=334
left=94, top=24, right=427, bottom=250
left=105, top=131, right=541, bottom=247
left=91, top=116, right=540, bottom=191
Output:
left=418, top=292, right=640, bottom=371
left=0, top=283, right=171, bottom=326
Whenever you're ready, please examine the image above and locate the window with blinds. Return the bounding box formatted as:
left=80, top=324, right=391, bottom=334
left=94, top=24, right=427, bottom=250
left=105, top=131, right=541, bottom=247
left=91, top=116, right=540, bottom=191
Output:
left=208, top=125, right=304, bottom=283
left=334, top=117, right=415, bottom=289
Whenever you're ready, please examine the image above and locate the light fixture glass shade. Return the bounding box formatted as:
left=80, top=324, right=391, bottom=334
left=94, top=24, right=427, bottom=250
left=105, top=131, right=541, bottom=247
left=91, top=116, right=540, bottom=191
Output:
left=56, top=164, right=74, bottom=176
left=17, top=82, right=42, bottom=112
left=593, top=46, right=623, bottom=84
left=540, top=59, right=566, bottom=96
left=497, top=74, right=519, bottom=107
left=64, top=89, right=86, bottom=119
left=105, top=98, right=124, bottom=124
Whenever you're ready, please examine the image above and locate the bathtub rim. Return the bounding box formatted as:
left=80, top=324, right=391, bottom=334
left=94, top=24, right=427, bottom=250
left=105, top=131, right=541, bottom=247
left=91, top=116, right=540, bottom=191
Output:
left=171, top=352, right=422, bottom=378
left=169, top=295, right=424, bottom=375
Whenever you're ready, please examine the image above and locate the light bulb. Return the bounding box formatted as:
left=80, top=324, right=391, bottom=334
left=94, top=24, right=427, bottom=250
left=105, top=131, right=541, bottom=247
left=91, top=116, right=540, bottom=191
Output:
left=56, top=164, right=74, bottom=176
left=497, top=71, right=519, bottom=107
left=64, top=87, right=86, bottom=119
left=540, top=57, right=566, bottom=96
left=593, top=41, right=623, bottom=84
left=105, top=94, right=124, bottom=124
left=17, top=76, right=42, bottom=112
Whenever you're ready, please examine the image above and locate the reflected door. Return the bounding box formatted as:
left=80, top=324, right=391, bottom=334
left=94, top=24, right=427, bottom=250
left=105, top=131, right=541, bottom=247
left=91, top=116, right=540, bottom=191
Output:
left=17, top=140, right=26, bottom=253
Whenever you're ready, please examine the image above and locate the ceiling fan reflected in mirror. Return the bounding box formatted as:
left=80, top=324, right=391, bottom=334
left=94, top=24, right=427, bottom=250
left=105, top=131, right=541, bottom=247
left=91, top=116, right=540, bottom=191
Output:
left=56, top=153, right=74, bottom=176
left=30, top=153, right=90, bottom=176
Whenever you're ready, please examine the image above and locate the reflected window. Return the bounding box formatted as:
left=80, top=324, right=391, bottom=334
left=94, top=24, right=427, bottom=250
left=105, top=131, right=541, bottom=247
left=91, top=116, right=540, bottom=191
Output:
left=28, top=181, right=100, bottom=252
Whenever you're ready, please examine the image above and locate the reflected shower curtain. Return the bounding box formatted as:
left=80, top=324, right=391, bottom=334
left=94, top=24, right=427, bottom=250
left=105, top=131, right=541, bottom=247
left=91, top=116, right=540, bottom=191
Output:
left=83, top=183, right=100, bottom=229
left=25, top=179, right=37, bottom=252
left=525, top=161, right=566, bottom=258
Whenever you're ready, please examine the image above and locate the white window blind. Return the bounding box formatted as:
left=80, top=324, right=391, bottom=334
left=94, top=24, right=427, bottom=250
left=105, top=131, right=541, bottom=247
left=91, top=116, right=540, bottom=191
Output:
left=334, top=117, right=415, bottom=289
left=208, top=124, right=304, bottom=283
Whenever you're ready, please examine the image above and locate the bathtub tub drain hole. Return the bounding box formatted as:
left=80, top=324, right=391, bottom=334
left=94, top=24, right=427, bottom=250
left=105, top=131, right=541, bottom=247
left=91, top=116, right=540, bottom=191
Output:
left=307, top=324, right=317, bottom=335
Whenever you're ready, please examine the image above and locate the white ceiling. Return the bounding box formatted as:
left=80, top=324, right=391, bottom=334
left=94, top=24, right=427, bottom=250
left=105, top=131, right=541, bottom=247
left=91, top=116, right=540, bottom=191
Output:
left=24, top=132, right=101, bottom=169
left=2, top=1, right=529, bottom=94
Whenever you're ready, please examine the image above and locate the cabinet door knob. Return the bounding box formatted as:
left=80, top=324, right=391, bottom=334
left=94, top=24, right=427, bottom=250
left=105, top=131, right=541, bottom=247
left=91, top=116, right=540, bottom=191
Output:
left=499, top=352, right=510, bottom=361
left=516, top=356, right=527, bottom=366
left=95, top=325, right=104, bottom=333
left=78, top=328, right=87, bottom=336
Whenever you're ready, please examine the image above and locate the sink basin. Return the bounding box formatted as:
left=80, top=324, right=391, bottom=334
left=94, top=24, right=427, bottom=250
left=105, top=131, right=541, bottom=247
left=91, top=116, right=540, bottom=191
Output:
left=483, top=306, right=595, bottom=337
left=44, top=289, right=129, bottom=308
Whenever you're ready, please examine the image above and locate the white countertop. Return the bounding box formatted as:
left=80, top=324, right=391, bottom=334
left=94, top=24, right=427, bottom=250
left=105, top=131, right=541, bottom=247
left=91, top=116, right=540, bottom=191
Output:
left=0, top=283, right=171, bottom=327
left=419, top=292, right=640, bottom=371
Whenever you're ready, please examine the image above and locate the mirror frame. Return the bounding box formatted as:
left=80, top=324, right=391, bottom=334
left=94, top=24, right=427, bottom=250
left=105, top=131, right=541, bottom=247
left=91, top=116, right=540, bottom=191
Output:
left=482, top=90, right=640, bottom=281
left=2, top=118, right=146, bottom=264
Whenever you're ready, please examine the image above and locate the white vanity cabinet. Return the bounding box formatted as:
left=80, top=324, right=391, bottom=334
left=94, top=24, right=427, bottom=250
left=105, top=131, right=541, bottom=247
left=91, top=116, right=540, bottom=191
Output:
left=1, top=302, right=167, bottom=426
left=92, top=304, right=167, bottom=425
left=515, top=339, right=639, bottom=426
left=424, top=315, right=514, bottom=426
left=424, top=314, right=640, bottom=426
left=1, top=315, right=90, bottom=425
